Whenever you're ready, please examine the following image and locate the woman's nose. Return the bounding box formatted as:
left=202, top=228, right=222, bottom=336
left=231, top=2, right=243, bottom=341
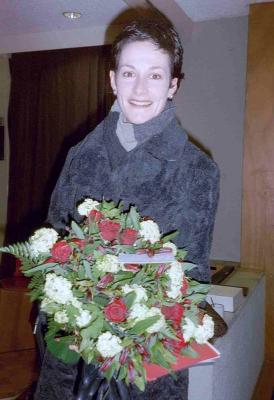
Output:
left=133, top=76, right=147, bottom=96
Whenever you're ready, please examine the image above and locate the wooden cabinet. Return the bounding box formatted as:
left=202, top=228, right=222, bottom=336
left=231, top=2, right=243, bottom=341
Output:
left=241, top=2, right=274, bottom=360
left=0, top=278, right=35, bottom=352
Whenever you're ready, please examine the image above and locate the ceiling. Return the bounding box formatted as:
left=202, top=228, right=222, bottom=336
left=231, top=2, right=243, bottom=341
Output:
left=0, top=0, right=273, bottom=54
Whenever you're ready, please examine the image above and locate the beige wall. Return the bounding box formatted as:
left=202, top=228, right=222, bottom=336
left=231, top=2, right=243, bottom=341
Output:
left=0, top=55, right=10, bottom=246
left=175, top=16, right=248, bottom=261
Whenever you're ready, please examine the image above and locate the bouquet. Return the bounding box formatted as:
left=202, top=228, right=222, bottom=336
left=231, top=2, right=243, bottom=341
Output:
left=0, top=199, right=214, bottom=391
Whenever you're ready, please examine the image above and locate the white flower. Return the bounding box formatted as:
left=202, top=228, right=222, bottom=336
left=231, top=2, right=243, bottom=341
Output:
left=29, top=228, right=58, bottom=256
left=76, top=310, right=92, bottom=328
left=194, top=315, right=214, bottom=344
left=122, top=284, right=148, bottom=303
left=129, top=303, right=149, bottom=320
left=182, top=317, right=196, bottom=342
left=71, top=298, right=83, bottom=310
left=44, top=273, right=74, bottom=305
left=163, top=241, right=177, bottom=256
left=40, top=297, right=59, bottom=315
left=145, top=307, right=166, bottom=333
left=165, top=261, right=184, bottom=299
left=54, top=310, right=69, bottom=324
left=96, top=332, right=123, bottom=358
left=139, top=220, right=161, bottom=244
left=77, top=198, right=100, bottom=216
left=95, top=254, right=122, bottom=273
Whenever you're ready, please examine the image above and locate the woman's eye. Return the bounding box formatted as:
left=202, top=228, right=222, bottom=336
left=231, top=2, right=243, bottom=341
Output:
left=122, top=71, right=135, bottom=78
left=150, top=73, right=161, bottom=80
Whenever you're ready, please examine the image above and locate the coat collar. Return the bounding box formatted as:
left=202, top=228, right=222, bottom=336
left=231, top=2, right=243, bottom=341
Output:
left=103, top=111, right=188, bottom=170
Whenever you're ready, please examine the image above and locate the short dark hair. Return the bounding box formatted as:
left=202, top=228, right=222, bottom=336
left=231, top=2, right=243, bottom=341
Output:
left=112, top=19, right=184, bottom=80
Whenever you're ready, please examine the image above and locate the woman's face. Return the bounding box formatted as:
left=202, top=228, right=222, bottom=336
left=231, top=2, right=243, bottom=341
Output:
left=110, top=40, right=178, bottom=124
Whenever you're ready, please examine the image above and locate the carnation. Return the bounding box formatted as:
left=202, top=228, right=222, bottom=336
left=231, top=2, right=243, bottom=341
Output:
left=182, top=317, right=196, bottom=342
left=96, top=332, right=123, bottom=358
left=29, top=228, right=59, bottom=256
left=54, top=310, right=69, bottom=324
left=44, top=273, right=74, bottom=304
left=122, top=284, right=148, bottom=303
left=77, top=198, right=100, bottom=216
left=95, top=254, right=122, bottom=273
left=139, top=220, right=161, bottom=244
left=76, top=309, right=92, bottom=328
left=145, top=307, right=166, bottom=333
left=163, top=241, right=177, bottom=256
left=194, top=315, right=214, bottom=344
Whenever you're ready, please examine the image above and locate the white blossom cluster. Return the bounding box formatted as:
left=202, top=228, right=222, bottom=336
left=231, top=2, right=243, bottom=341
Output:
left=163, top=241, right=177, bottom=256
left=126, top=287, right=166, bottom=334
left=122, top=284, right=148, bottom=303
left=42, top=273, right=92, bottom=328
left=44, top=273, right=74, bottom=304
left=139, top=220, right=161, bottom=244
left=165, top=260, right=184, bottom=299
left=96, top=332, right=123, bottom=358
left=183, top=315, right=214, bottom=344
left=95, top=254, right=123, bottom=273
left=77, top=198, right=100, bottom=216
left=29, top=228, right=59, bottom=257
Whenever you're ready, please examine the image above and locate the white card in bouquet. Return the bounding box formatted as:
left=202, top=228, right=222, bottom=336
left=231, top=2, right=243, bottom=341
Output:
left=118, top=252, right=175, bottom=264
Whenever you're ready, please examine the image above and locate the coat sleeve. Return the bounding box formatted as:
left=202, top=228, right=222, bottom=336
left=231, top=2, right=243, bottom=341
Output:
left=47, top=144, right=81, bottom=231
left=174, top=155, right=220, bottom=283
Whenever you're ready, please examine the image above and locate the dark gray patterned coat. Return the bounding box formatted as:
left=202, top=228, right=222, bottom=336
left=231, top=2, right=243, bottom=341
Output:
left=48, top=110, right=219, bottom=283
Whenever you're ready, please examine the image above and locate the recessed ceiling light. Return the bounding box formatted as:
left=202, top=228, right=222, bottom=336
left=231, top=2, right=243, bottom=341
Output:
left=63, top=11, right=82, bottom=19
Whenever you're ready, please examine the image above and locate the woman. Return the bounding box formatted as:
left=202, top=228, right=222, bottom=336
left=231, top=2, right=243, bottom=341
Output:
left=35, top=18, right=219, bottom=400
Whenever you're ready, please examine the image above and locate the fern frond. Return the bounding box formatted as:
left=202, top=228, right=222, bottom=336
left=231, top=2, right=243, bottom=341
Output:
left=0, top=241, right=32, bottom=259
left=28, top=272, right=45, bottom=301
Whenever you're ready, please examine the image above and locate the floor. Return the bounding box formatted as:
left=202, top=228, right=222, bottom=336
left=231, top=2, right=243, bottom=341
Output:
left=0, top=350, right=273, bottom=400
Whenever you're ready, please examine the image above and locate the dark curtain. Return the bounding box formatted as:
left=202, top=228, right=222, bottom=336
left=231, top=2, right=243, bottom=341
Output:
left=2, top=45, right=114, bottom=277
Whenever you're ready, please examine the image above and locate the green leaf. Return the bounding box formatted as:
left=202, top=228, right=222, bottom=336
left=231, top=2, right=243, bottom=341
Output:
left=128, top=315, right=160, bottom=335
left=181, top=345, right=199, bottom=358
left=128, top=206, right=140, bottom=230
left=81, top=316, right=103, bottom=339
left=46, top=336, right=80, bottom=364
left=124, top=292, right=137, bottom=310
left=82, top=260, right=93, bottom=279
left=161, top=231, right=178, bottom=243
left=24, top=262, right=57, bottom=276
left=93, top=293, right=110, bottom=307
left=182, top=262, right=197, bottom=271
left=150, top=343, right=171, bottom=370
left=104, top=360, right=118, bottom=381
left=134, top=375, right=146, bottom=391
left=117, top=365, right=127, bottom=381
left=185, top=293, right=206, bottom=303
left=71, top=221, right=85, bottom=239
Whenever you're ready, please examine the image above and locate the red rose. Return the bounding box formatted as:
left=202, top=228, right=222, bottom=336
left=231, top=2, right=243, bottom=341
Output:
left=119, top=228, right=138, bottom=245
left=161, top=303, right=184, bottom=328
left=98, top=220, right=120, bottom=241
left=88, top=209, right=104, bottom=222
left=104, top=298, right=127, bottom=322
left=70, top=238, right=86, bottom=250
left=51, top=241, right=72, bottom=263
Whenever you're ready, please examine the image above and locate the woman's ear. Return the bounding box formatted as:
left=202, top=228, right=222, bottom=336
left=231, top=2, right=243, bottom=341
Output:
left=109, top=71, right=117, bottom=95
left=168, top=77, right=178, bottom=99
